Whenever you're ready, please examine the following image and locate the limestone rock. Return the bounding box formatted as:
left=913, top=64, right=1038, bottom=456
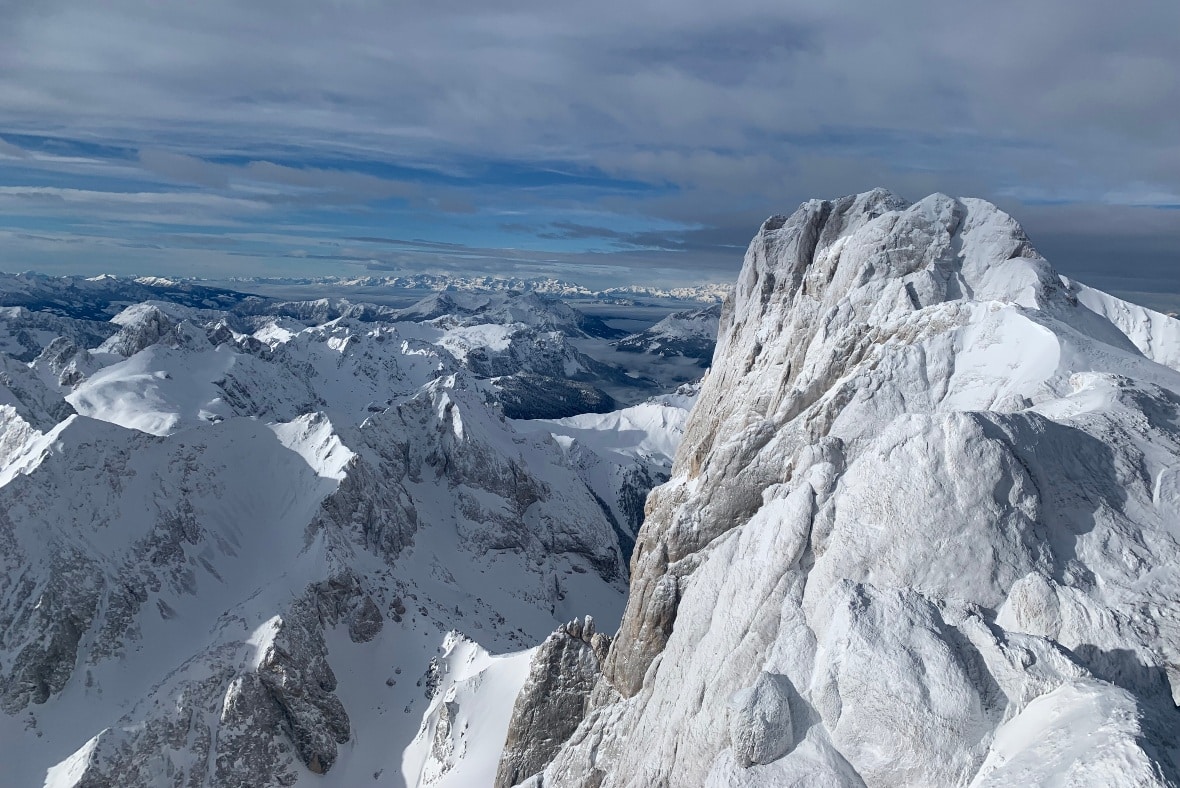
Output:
left=728, top=672, right=795, bottom=768
left=529, top=191, right=1180, bottom=787
left=495, top=617, right=612, bottom=788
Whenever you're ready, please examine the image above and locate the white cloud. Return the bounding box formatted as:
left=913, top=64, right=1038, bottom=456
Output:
left=0, top=185, right=265, bottom=210
left=1, top=0, right=1176, bottom=185
left=0, top=137, right=29, bottom=159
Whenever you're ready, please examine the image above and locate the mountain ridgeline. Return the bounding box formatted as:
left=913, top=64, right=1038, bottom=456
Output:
left=498, top=190, right=1180, bottom=787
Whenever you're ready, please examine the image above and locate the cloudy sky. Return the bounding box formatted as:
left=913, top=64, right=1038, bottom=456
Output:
left=1, top=0, right=1177, bottom=294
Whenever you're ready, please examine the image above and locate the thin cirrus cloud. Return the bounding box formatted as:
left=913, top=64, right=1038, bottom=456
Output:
left=0, top=0, right=1177, bottom=293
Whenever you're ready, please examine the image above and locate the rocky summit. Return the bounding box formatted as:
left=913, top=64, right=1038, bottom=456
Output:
left=500, top=190, right=1180, bottom=787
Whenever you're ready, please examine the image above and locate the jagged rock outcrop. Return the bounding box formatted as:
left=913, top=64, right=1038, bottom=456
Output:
left=519, top=190, right=1180, bottom=787
left=0, top=352, right=75, bottom=427
left=0, top=351, right=76, bottom=464
left=34, top=336, right=96, bottom=387
left=97, top=304, right=182, bottom=356
left=496, top=616, right=611, bottom=788
left=41, top=590, right=356, bottom=788
left=253, top=602, right=351, bottom=774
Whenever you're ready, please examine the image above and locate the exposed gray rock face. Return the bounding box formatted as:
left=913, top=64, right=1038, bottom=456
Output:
left=0, top=350, right=77, bottom=464
left=0, top=425, right=166, bottom=714
left=521, top=191, right=1180, bottom=787
left=615, top=464, right=663, bottom=540
left=36, top=591, right=355, bottom=787
left=0, top=306, right=116, bottom=362
left=254, top=601, right=351, bottom=774
left=398, top=377, right=626, bottom=581
left=98, top=304, right=181, bottom=356
left=602, top=191, right=912, bottom=702
left=0, top=352, right=76, bottom=428
left=306, top=438, right=419, bottom=563
left=496, top=616, right=611, bottom=788
left=34, top=336, right=96, bottom=387
left=0, top=545, right=100, bottom=713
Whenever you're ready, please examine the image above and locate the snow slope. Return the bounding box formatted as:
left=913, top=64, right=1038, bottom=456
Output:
left=510, top=190, right=1180, bottom=787
left=518, top=386, right=697, bottom=559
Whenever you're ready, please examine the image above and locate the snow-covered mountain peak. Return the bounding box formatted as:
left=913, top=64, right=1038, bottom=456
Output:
left=615, top=303, right=721, bottom=362
left=738, top=191, right=1056, bottom=330
left=509, top=191, right=1180, bottom=787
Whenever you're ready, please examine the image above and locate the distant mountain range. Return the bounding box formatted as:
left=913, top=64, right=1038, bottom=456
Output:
left=215, top=273, right=733, bottom=303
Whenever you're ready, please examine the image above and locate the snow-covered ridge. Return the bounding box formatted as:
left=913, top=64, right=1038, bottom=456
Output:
left=615, top=303, right=721, bottom=361
left=509, top=190, right=1180, bottom=787
left=0, top=278, right=704, bottom=786
left=0, top=271, right=255, bottom=321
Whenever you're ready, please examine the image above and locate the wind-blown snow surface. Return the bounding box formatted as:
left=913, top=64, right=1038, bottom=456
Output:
left=513, top=191, right=1180, bottom=787
left=0, top=290, right=695, bottom=786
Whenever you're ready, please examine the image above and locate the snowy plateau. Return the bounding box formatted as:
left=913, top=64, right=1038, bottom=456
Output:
left=0, top=188, right=1178, bottom=788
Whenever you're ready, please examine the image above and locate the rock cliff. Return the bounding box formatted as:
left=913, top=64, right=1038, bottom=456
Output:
left=511, top=190, right=1180, bottom=787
